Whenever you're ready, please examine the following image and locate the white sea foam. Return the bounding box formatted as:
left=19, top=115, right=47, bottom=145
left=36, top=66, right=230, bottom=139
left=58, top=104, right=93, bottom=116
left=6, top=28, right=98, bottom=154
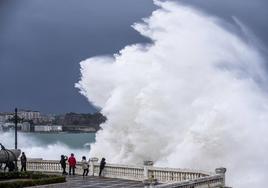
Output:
left=0, top=131, right=88, bottom=160
left=76, top=1, right=268, bottom=187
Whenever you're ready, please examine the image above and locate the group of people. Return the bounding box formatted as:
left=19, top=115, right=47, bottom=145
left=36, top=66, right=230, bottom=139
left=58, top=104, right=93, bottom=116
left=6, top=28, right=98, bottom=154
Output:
left=1, top=151, right=107, bottom=177
left=60, top=153, right=106, bottom=177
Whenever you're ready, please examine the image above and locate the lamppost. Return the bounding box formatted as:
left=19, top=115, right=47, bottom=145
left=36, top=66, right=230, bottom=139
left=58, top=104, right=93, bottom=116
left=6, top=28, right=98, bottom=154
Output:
left=13, top=108, right=22, bottom=170
left=14, top=108, right=18, bottom=150
left=6, top=108, right=22, bottom=171
left=14, top=108, right=19, bottom=170
left=11, top=108, right=23, bottom=150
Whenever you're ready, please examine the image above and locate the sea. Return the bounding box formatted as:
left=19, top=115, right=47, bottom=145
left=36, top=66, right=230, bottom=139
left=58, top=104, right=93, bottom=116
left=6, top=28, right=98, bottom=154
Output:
left=0, top=131, right=96, bottom=160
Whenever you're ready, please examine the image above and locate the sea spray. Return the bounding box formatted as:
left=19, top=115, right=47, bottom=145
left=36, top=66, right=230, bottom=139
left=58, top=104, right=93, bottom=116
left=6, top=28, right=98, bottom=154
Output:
left=76, top=1, right=268, bottom=187
left=0, top=132, right=90, bottom=160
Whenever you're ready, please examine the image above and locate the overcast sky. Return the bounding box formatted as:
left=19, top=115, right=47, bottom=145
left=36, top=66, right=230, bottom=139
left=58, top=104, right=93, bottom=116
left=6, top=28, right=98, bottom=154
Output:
left=0, top=0, right=267, bottom=114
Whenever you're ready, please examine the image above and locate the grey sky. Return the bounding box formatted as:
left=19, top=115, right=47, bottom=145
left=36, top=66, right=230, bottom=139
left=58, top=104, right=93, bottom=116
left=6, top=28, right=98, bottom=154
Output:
left=0, top=0, right=267, bottom=114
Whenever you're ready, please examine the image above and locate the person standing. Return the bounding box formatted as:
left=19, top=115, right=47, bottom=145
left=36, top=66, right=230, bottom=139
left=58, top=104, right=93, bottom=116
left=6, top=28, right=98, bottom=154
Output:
left=20, top=152, right=27, bottom=172
left=68, top=153, right=76, bottom=175
left=81, top=156, right=89, bottom=177
left=99, top=158, right=106, bottom=177
left=60, top=155, right=68, bottom=175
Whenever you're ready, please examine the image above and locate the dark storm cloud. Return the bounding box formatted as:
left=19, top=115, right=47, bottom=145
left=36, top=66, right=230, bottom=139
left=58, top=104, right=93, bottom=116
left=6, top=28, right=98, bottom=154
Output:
left=0, top=0, right=156, bottom=113
left=0, top=0, right=267, bottom=114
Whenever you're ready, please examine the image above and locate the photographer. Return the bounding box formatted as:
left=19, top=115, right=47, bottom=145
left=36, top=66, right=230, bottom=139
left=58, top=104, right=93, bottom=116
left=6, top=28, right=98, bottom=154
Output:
left=60, top=155, right=68, bottom=175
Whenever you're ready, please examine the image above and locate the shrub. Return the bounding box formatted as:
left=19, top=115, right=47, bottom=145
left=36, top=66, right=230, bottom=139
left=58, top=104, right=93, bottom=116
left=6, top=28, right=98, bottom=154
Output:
left=0, top=171, right=65, bottom=187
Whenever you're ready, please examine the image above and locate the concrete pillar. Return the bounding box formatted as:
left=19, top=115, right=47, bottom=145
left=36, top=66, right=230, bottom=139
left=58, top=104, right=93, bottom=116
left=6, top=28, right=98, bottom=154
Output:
left=90, top=157, right=99, bottom=176
left=143, top=160, right=154, bottom=179
left=143, top=161, right=154, bottom=188
left=215, top=167, right=227, bottom=186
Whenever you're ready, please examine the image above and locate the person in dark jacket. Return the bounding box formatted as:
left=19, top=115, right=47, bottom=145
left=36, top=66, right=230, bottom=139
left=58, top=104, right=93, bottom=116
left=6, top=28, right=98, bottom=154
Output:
left=68, top=153, right=76, bottom=175
left=99, top=158, right=106, bottom=176
left=60, top=155, right=68, bottom=175
left=20, top=152, right=27, bottom=172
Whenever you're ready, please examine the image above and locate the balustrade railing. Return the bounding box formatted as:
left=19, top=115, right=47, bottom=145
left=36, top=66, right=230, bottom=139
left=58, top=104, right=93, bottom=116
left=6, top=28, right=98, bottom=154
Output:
left=149, top=167, right=209, bottom=183
left=100, top=163, right=144, bottom=181
left=155, top=174, right=224, bottom=188
left=17, top=159, right=226, bottom=188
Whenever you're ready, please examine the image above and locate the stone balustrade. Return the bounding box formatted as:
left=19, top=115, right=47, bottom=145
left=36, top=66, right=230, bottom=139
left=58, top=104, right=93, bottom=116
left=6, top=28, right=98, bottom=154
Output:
left=149, top=167, right=210, bottom=183
left=17, top=159, right=226, bottom=188
left=97, top=163, right=144, bottom=181
left=155, top=174, right=224, bottom=188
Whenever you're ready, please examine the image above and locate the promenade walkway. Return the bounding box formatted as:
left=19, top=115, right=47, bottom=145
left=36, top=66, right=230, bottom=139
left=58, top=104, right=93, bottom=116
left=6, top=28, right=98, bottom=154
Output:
left=31, top=175, right=145, bottom=188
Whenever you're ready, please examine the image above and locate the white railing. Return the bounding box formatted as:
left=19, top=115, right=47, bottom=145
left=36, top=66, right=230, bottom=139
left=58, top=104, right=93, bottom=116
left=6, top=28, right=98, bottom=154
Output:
left=155, top=175, right=224, bottom=188
left=96, top=163, right=144, bottom=181
left=18, top=159, right=226, bottom=188
left=149, top=167, right=209, bottom=183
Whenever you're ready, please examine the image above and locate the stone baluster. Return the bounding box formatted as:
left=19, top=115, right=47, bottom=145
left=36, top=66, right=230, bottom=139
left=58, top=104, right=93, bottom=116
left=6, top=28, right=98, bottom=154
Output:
left=90, top=157, right=98, bottom=176
left=215, top=167, right=227, bottom=187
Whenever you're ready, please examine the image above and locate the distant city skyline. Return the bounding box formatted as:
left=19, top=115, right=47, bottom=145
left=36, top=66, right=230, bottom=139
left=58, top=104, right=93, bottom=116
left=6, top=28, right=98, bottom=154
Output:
left=0, top=0, right=267, bottom=113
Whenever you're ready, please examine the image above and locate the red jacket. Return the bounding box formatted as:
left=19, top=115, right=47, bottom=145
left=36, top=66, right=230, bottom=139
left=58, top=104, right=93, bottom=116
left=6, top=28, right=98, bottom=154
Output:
left=68, top=156, right=76, bottom=167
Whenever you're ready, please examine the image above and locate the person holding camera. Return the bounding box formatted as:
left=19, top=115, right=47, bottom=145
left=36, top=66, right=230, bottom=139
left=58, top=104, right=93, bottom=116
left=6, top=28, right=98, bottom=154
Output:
left=60, top=155, right=68, bottom=175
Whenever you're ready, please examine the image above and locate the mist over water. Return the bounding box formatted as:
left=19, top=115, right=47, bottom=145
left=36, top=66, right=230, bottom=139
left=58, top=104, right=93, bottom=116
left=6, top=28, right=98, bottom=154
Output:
left=0, top=132, right=94, bottom=160
left=76, top=1, right=268, bottom=187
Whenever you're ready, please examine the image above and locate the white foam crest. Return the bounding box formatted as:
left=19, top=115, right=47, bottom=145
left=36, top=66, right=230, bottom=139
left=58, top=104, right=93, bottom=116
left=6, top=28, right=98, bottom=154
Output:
left=76, top=1, right=268, bottom=187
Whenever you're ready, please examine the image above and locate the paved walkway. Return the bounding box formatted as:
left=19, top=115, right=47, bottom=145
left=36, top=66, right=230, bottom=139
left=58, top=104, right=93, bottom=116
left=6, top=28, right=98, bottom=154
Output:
left=31, top=175, right=145, bottom=188
left=66, top=176, right=144, bottom=188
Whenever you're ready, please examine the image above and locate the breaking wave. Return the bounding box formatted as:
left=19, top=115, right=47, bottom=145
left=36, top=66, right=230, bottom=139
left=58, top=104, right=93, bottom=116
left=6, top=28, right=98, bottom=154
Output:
left=76, top=1, right=268, bottom=187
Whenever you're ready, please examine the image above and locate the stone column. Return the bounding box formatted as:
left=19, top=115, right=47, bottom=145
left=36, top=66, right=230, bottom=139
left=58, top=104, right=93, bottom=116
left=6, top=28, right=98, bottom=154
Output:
left=90, top=157, right=99, bottom=176
left=143, top=161, right=155, bottom=188
left=215, top=167, right=227, bottom=187
left=143, top=160, right=154, bottom=179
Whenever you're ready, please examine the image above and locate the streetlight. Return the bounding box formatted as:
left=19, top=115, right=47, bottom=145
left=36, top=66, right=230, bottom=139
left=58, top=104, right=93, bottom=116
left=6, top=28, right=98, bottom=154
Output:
left=14, top=108, right=18, bottom=150
left=6, top=108, right=22, bottom=171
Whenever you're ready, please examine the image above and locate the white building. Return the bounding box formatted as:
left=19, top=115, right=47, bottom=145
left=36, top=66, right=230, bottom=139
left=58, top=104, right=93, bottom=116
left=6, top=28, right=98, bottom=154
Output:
left=2, top=122, right=22, bottom=129
left=21, top=122, right=31, bottom=132
left=34, top=125, right=62, bottom=132
left=18, top=109, right=41, bottom=120
left=0, top=113, right=14, bottom=122
left=0, top=116, right=4, bottom=123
